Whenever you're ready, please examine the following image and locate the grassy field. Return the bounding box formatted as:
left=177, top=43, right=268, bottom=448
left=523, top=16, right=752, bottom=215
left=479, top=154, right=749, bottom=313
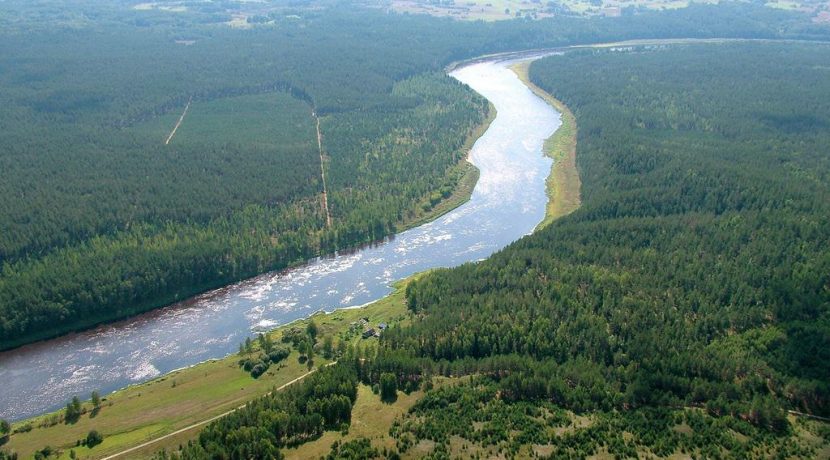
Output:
left=282, top=384, right=425, bottom=459
left=5, top=352, right=316, bottom=459
left=391, top=0, right=556, bottom=21
left=2, top=277, right=415, bottom=459
left=510, top=61, right=581, bottom=228
left=389, top=0, right=722, bottom=20
left=283, top=376, right=470, bottom=460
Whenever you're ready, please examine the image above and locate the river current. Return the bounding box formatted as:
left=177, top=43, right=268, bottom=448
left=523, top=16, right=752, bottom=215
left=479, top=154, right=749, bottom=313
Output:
left=0, top=57, right=561, bottom=421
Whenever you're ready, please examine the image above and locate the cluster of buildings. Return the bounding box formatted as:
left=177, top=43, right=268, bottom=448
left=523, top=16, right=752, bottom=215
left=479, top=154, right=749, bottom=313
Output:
left=350, top=317, right=388, bottom=339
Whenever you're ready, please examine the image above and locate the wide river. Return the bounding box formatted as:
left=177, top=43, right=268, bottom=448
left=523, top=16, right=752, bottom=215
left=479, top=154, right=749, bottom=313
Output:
left=0, top=57, right=562, bottom=421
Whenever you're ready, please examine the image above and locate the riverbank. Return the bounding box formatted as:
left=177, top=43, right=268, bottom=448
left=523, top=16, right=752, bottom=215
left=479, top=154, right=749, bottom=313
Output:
left=400, top=101, right=496, bottom=230
left=2, top=277, right=416, bottom=459
left=510, top=61, right=581, bottom=227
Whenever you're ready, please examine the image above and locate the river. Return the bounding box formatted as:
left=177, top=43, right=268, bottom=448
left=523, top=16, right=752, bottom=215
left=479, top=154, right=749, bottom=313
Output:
left=0, top=57, right=562, bottom=421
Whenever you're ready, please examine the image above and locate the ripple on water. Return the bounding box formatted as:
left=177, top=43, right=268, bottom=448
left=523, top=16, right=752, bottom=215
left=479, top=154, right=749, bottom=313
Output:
left=130, top=362, right=161, bottom=381
left=269, top=299, right=298, bottom=313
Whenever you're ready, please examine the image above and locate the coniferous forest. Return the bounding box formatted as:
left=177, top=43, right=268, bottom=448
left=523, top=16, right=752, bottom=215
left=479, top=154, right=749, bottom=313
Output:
left=161, top=42, right=830, bottom=459
left=3, top=0, right=824, bottom=350
left=2, top=1, right=830, bottom=458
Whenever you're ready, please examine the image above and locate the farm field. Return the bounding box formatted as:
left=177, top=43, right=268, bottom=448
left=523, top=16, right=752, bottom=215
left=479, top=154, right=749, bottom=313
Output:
left=389, top=0, right=828, bottom=20
left=389, top=0, right=712, bottom=20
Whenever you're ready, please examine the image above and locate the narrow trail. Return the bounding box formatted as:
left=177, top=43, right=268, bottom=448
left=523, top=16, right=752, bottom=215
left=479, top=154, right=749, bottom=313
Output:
left=164, top=96, right=192, bottom=145
left=99, top=363, right=334, bottom=460
left=788, top=410, right=830, bottom=422
left=313, top=110, right=332, bottom=228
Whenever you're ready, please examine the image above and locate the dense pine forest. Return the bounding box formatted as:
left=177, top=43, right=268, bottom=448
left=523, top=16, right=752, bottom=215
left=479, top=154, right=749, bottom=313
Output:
left=387, top=42, right=830, bottom=457
left=157, top=42, right=830, bottom=459
left=4, top=0, right=826, bottom=350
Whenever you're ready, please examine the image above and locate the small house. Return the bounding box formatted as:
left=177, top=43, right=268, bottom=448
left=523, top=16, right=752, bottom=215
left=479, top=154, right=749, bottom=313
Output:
left=362, top=328, right=377, bottom=339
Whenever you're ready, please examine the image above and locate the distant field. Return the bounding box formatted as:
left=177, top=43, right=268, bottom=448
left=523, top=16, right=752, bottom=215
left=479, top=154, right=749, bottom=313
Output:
left=391, top=0, right=557, bottom=21
left=389, top=0, right=708, bottom=20
left=389, top=0, right=825, bottom=20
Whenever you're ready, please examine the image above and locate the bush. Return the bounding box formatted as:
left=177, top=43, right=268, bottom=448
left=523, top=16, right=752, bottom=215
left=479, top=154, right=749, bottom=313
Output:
left=268, top=347, right=290, bottom=364
left=86, top=430, right=103, bottom=448
left=251, top=363, right=268, bottom=378
left=64, top=397, right=82, bottom=424
left=13, top=424, right=32, bottom=434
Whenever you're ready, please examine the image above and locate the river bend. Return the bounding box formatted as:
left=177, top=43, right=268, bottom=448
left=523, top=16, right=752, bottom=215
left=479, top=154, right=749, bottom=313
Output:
left=0, top=58, right=561, bottom=421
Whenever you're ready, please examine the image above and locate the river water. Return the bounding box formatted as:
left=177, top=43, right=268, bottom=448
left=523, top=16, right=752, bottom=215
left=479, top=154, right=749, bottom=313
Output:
left=0, top=58, right=561, bottom=421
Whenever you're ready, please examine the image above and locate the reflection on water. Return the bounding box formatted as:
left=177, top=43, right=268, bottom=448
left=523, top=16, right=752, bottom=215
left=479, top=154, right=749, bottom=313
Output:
left=0, top=58, right=561, bottom=421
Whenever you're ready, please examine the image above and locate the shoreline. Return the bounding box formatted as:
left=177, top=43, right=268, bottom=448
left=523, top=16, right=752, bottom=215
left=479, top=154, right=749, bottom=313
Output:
left=510, top=60, right=582, bottom=227
left=397, top=100, right=496, bottom=231
left=4, top=277, right=416, bottom=459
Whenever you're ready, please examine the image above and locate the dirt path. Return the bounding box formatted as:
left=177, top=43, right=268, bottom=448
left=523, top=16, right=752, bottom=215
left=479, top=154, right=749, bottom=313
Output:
left=99, top=364, right=331, bottom=459
left=788, top=410, right=830, bottom=422
left=314, top=110, right=332, bottom=227
left=164, top=96, right=192, bottom=145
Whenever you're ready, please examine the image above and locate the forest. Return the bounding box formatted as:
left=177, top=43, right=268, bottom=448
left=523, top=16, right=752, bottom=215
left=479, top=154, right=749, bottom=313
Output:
left=0, top=1, right=816, bottom=349
left=151, top=42, right=830, bottom=459
left=2, top=0, right=829, bottom=349
left=385, top=42, right=830, bottom=456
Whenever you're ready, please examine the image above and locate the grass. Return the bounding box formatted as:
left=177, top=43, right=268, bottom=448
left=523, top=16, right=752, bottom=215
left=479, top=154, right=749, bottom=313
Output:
left=765, top=0, right=803, bottom=9
left=283, top=376, right=464, bottom=460
left=5, top=354, right=316, bottom=459
left=510, top=61, right=582, bottom=228
left=392, top=0, right=556, bottom=21
left=390, top=0, right=724, bottom=20
left=3, top=277, right=416, bottom=459
left=282, top=384, right=424, bottom=459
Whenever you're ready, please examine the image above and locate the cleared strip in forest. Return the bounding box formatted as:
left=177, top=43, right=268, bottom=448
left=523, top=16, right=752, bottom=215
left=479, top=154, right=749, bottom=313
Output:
left=164, top=96, right=193, bottom=145
left=313, top=110, right=333, bottom=228
left=788, top=410, right=830, bottom=422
